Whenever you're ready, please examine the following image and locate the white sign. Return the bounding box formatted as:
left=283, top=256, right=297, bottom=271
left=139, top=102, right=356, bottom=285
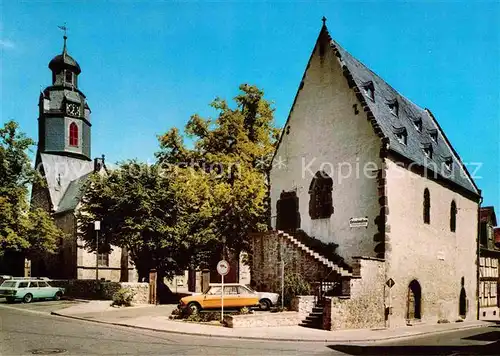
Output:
left=217, top=260, right=230, bottom=276
left=94, top=221, right=101, bottom=230
left=349, top=217, right=369, bottom=228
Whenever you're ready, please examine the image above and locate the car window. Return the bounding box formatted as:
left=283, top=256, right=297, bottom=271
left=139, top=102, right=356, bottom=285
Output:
left=238, top=286, right=253, bottom=294
left=206, top=287, right=222, bottom=295
left=28, top=281, right=38, bottom=288
left=224, top=286, right=238, bottom=295
left=1, top=281, right=17, bottom=288
left=38, top=281, right=49, bottom=287
left=18, top=282, right=28, bottom=288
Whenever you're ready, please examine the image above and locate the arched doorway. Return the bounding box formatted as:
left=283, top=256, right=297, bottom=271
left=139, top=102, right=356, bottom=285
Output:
left=407, top=280, right=422, bottom=320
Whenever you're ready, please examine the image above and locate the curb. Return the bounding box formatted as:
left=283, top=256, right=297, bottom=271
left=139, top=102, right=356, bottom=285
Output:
left=49, top=312, right=491, bottom=343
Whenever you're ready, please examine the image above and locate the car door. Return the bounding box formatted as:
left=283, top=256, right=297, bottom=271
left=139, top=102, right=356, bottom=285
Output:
left=27, top=281, right=40, bottom=299
left=238, top=286, right=258, bottom=307
left=37, top=281, right=52, bottom=298
left=16, top=281, right=29, bottom=299
left=223, top=286, right=239, bottom=308
left=202, top=286, right=222, bottom=309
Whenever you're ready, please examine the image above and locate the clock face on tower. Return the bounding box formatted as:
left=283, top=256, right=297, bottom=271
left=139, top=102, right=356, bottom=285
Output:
left=66, top=103, right=80, bottom=117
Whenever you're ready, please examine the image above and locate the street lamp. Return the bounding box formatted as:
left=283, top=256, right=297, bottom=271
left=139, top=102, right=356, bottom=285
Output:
left=94, top=221, right=101, bottom=281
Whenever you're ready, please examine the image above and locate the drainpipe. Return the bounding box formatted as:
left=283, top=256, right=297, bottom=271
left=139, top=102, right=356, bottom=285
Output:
left=476, top=194, right=483, bottom=320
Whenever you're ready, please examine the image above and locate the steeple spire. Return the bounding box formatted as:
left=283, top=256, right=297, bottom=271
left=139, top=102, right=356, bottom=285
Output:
left=57, top=24, right=68, bottom=55
left=322, top=16, right=327, bottom=27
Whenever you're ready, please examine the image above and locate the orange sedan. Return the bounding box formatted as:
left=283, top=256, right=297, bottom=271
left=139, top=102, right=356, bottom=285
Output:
left=179, top=283, right=259, bottom=313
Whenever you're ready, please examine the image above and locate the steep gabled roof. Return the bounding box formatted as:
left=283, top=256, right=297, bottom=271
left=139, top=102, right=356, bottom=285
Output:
left=56, top=172, right=92, bottom=214
left=323, top=26, right=479, bottom=196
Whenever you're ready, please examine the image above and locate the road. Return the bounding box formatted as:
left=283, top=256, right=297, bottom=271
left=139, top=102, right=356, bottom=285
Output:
left=1, top=300, right=499, bottom=355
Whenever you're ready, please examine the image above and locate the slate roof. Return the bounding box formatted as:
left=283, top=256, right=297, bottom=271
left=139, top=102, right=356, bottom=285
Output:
left=49, top=53, right=81, bottom=74
left=56, top=172, right=92, bottom=214
left=39, top=153, right=93, bottom=211
left=323, top=26, right=479, bottom=196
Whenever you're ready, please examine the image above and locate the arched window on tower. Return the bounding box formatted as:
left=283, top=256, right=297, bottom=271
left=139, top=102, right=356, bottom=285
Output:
left=423, top=188, right=430, bottom=224
left=309, top=171, right=334, bottom=220
left=450, top=200, right=457, bottom=232
left=69, top=123, right=78, bottom=147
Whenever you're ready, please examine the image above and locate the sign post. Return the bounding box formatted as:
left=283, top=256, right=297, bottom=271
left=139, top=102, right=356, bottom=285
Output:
left=217, top=260, right=230, bottom=322
left=94, top=221, right=101, bottom=281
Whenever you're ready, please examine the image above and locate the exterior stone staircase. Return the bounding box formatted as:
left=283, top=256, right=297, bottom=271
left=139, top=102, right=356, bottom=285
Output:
left=277, top=230, right=352, bottom=277
left=300, top=299, right=325, bottom=329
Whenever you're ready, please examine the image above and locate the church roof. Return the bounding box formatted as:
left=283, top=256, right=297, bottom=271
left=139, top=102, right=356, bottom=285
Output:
left=39, top=153, right=93, bottom=211
left=321, top=25, right=479, bottom=196
left=56, top=172, right=92, bottom=214
left=48, top=35, right=81, bottom=74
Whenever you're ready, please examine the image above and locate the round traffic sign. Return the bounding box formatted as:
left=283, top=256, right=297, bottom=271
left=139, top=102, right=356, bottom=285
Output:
left=217, top=260, right=230, bottom=276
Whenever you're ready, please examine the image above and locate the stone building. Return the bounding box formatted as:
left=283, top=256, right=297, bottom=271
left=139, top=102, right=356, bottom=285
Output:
left=253, top=19, right=481, bottom=329
left=479, top=206, right=500, bottom=320
left=30, top=35, right=136, bottom=282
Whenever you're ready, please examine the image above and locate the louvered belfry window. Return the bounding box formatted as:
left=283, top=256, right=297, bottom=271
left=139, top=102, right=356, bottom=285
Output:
left=309, top=171, right=334, bottom=220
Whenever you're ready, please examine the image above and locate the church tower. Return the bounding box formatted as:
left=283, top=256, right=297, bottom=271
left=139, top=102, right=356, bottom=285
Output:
left=38, top=33, right=91, bottom=161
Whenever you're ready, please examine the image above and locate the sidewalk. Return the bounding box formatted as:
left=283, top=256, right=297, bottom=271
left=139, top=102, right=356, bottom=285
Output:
left=51, top=301, right=492, bottom=343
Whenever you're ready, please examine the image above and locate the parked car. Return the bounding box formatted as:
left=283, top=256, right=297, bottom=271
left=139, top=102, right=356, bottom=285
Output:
left=0, top=279, right=64, bottom=303
left=0, top=275, right=12, bottom=285
left=179, top=283, right=279, bottom=313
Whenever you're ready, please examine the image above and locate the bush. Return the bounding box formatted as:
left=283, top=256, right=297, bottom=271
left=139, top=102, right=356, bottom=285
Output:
left=282, top=273, right=310, bottom=308
left=111, top=287, right=136, bottom=307
left=239, top=307, right=251, bottom=315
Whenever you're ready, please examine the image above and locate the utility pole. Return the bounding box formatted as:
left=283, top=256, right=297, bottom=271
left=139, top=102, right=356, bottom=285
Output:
left=94, top=221, right=101, bottom=281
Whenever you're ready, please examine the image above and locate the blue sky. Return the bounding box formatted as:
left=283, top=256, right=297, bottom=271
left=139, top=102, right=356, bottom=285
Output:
left=1, top=1, right=499, bottom=209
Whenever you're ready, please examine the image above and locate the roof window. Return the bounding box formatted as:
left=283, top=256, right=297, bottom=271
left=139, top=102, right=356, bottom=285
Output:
left=422, top=143, right=433, bottom=159
left=362, top=81, right=375, bottom=101
left=387, top=99, right=399, bottom=116
left=428, top=129, right=438, bottom=143
left=393, top=126, right=407, bottom=145
left=413, top=117, right=423, bottom=132
left=444, top=157, right=453, bottom=171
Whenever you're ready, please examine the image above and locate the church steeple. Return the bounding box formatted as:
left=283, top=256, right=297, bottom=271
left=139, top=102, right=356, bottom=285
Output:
left=38, top=29, right=91, bottom=161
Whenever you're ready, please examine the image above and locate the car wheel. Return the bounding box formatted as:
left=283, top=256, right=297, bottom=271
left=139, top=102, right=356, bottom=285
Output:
left=23, top=293, right=33, bottom=303
left=259, top=299, right=271, bottom=311
left=187, top=302, right=201, bottom=314
left=5, top=297, right=14, bottom=303
left=54, top=292, right=62, bottom=301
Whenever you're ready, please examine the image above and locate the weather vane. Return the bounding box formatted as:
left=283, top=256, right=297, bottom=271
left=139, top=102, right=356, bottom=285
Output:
left=57, top=23, right=68, bottom=38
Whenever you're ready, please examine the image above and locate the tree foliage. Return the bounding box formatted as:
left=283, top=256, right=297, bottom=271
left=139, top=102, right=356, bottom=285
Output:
left=0, top=121, right=62, bottom=256
left=78, top=84, right=280, bottom=280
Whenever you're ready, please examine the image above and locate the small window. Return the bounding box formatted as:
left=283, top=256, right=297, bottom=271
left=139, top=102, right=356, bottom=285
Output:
left=393, top=127, right=408, bottom=145
left=423, top=188, right=430, bottom=224
left=65, top=71, right=73, bottom=85
left=422, top=144, right=433, bottom=159
left=69, top=122, right=78, bottom=147
left=413, top=118, right=423, bottom=132
left=363, top=81, right=375, bottom=101
left=387, top=99, right=399, bottom=116
left=28, top=282, right=39, bottom=288
left=444, top=157, right=453, bottom=171
left=450, top=200, right=457, bottom=232
left=428, top=129, right=438, bottom=143
left=97, top=253, right=109, bottom=267
left=224, top=286, right=238, bottom=295
left=38, top=281, right=49, bottom=287
left=18, top=282, right=28, bottom=288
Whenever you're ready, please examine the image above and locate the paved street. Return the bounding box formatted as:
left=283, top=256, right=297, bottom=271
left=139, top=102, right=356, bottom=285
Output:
left=1, top=300, right=499, bottom=355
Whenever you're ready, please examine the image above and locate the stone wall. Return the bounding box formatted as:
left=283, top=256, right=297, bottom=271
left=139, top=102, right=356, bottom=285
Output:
left=291, top=295, right=316, bottom=318
left=51, top=279, right=149, bottom=304
left=224, top=312, right=302, bottom=328
left=251, top=231, right=332, bottom=293
left=324, top=257, right=385, bottom=330
left=385, top=158, right=479, bottom=327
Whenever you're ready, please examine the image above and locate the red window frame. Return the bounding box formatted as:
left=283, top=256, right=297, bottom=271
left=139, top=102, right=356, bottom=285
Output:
left=69, top=123, right=78, bottom=146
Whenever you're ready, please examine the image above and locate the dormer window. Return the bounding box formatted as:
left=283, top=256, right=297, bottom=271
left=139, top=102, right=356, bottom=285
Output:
left=444, top=157, right=453, bottom=171
left=422, top=143, right=433, bottom=159
left=413, top=117, right=423, bottom=132
left=363, top=81, right=375, bottom=101
left=387, top=99, right=399, bottom=116
left=393, top=126, right=407, bottom=145
left=428, top=129, right=438, bottom=143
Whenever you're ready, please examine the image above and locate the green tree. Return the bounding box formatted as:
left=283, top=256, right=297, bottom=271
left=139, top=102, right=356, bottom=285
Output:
left=157, top=84, right=280, bottom=263
left=77, top=161, right=220, bottom=281
left=0, top=121, right=62, bottom=257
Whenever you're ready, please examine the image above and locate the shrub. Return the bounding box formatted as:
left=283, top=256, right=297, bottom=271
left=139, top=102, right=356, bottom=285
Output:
left=239, top=307, right=250, bottom=315
left=111, top=287, right=136, bottom=307
left=282, top=273, right=310, bottom=308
